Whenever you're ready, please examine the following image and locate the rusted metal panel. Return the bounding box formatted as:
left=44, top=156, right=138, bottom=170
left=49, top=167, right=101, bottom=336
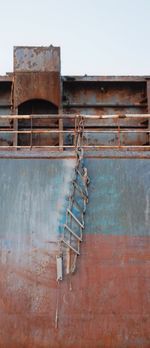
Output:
left=0, top=82, right=12, bottom=144
left=82, top=131, right=147, bottom=147
left=63, top=80, right=147, bottom=133
left=0, top=157, right=150, bottom=347
left=85, top=158, right=150, bottom=235
left=57, top=234, right=150, bottom=348
left=0, top=158, right=74, bottom=239
left=63, top=75, right=150, bottom=82
left=0, top=149, right=150, bottom=159
left=14, top=46, right=60, bottom=72
left=0, top=81, right=12, bottom=106
left=13, top=46, right=61, bottom=109
left=63, top=81, right=147, bottom=117
left=14, top=72, right=60, bottom=108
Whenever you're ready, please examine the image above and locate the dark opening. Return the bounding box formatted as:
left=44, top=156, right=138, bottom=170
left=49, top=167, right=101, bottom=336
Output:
left=18, top=99, right=58, bottom=115
left=18, top=99, right=59, bottom=146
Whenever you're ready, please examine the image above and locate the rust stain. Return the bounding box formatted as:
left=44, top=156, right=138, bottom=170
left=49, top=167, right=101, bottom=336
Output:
left=0, top=235, right=150, bottom=347
left=14, top=72, right=61, bottom=109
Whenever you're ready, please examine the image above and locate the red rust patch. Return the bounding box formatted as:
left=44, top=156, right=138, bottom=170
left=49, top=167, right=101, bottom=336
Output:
left=0, top=234, right=150, bottom=347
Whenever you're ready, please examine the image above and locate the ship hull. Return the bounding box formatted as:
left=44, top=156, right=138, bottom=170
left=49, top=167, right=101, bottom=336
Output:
left=0, top=154, right=150, bottom=348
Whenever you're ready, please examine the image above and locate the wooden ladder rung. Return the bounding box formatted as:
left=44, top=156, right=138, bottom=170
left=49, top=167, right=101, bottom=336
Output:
left=64, top=224, right=82, bottom=242
left=61, top=238, right=80, bottom=255
left=67, top=209, right=84, bottom=229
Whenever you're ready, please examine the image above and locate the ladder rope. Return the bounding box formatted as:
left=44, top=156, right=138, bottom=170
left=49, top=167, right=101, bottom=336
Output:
left=56, top=115, right=90, bottom=280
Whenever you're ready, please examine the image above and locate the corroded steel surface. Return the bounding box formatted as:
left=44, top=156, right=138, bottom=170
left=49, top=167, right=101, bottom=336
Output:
left=1, top=113, right=150, bottom=149
left=85, top=158, right=150, bottom=235
left=14, top=46, right=60, bottom=72
left=62, top=75, right=150, bottom=82
left=0, top=157, right=150, bottom=347
left=14, top=72, right=60, bottom=108
left=13, top=46, right=61, bottom=109
left=0, top=158, right=74, bottom=238
left=63, top=80, right=147, bottom=116
left=56, top=234, right=150, bottom=348
left=0, top=234, right=149, bottom=348
left=0, top=45, right=150, bottom=347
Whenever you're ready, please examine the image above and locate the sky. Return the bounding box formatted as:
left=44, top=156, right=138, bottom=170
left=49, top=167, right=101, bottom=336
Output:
left=0, top=0, right=150, bottom=76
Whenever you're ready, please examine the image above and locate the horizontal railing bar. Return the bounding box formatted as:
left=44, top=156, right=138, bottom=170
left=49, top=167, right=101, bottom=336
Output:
left=83, top=129, right=150, bottom=133
left=0, top=113, right=150, bottom=120
left=77, top=145, right=150, bottom=149
left=0, top=130, right=74, bottom=134
left=0, top=145, right=150, bottom=149
left=0, top=129, right=150, bottom=134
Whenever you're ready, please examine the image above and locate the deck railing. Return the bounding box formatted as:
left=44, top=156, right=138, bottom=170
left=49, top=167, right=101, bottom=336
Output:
left=0, top=113, right=150, bottom=150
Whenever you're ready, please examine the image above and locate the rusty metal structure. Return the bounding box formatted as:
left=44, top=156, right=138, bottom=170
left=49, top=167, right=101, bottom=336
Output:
left=0, top=46, right=150, bottom=348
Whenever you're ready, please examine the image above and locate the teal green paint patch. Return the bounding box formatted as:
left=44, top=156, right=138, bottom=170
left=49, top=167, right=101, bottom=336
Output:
left=0, top=158, right=75, bottom=252
left=84, top=159, right=150, bottom=236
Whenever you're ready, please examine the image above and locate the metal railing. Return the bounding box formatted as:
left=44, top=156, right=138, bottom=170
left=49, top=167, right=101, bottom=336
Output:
left=0, top=113, right=150, bottom=150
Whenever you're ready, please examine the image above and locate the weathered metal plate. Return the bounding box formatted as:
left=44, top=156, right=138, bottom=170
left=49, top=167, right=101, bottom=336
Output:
left=0, top=156, right=150, bottom=347
left=85, top=158, right=150, bottom=235
left=63, top=81, right=147, bottom=117
left=14, top=72, right=60, bottom=108
left=13, top=46, right=61, bottom=108
left=14, top=46, right=60, bottom=72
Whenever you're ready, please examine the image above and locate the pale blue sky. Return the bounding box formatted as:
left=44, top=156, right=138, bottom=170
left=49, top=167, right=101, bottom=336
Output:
left=0, top=0, right=150, bottom=75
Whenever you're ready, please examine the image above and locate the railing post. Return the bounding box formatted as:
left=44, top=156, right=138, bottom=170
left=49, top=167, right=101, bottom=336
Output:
left=13, top=108, right=18, bottom=149
left=30, top=115, right=33, bottom=149
left=147, top=80, right=150, bottom=144
left=74, top=116, right=77, bottom=150
left=117, top=116, right=121, bottom=147
left=59, top=117, right=63, bottom=151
